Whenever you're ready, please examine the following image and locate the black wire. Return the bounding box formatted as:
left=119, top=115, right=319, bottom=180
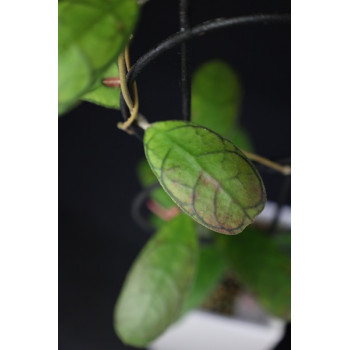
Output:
left=131, top=182, right=160, bottom=232
left=127, top=14, right=290, bottom=88
left=180, top=0, right=191, bottom=121
left=120, top=13, right=291, bottom=126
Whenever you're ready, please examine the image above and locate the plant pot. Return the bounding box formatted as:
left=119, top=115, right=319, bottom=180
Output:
left=150, top=310, right=285, bottom=350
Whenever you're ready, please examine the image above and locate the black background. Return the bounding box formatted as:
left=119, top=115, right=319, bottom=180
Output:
left=59, top=0, right=291, bottom=349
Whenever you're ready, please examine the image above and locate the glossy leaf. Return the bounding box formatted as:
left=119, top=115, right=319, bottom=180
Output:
left=191, top=60, right=242, bottom=139
left=180, top=245, right=225, bottom=315
left=81, top=63, right=120, bottom=109
left=216, top=225, right=291, bottom=319
left=144, top=121, right=266, bottom=235
left=114, top=214, right=198, bottom=347
left=58, top=0, right=138, bottom=114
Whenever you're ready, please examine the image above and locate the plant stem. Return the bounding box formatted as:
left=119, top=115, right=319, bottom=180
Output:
left=117, top=46, right=140, bottom=131
left=137, top=114, right=151, bottom=130
left=242, top=150, right=291, bottom=175
left=117, top=53, right=134, bottom=112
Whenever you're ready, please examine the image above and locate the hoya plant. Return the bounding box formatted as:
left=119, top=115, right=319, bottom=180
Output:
left=59, top=0, right=291, bottom=348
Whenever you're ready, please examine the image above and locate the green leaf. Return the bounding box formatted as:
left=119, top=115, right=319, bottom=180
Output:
left=114, top=214, right=198, bottom=347
left=216, top=225, right=291, bottom=319
left=149, top=212, right=167, bottom=229
left=144, top=121, right=266, bottom=235
left=81, top=63, right=120, bottom=109
left=137, top=158, right=175, bottom=209
left=191, top=60, right=242, bottom=139
left=180, top=244, right=225, bottom=316
left=137, top=157, right=157, bottom=186
left=58, top=0, right=138, bottom=114
left=227, top=126, right=255, bottom=152
left=272, top=230, right=291, bottom=256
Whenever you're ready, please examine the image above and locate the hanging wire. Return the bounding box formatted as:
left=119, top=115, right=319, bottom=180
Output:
left=120, top=13, right=290, bottom=127
left=180, top=0, right=191, bottom=121
left=131, top=183, right=160, bottom=232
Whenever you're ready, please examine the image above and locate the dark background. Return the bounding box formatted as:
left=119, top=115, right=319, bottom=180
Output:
left=59, top=0, right=291, bottom=349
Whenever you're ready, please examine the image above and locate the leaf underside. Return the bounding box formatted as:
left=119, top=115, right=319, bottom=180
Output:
left=144, top=121, right=266, bottom=235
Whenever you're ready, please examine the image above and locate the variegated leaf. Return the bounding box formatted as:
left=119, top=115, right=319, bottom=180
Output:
left=144, top=121, right=266, bottom=235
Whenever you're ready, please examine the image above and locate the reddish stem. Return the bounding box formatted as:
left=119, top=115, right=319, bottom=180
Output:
left=102, top=77, right=121, bottom=88
left=146, top=200, right=180, bottom=221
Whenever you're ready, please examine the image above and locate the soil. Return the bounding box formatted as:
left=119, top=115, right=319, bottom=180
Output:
left=201, top=273, right=242, bottom=316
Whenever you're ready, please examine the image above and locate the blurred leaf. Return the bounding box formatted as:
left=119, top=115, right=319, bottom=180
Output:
left=137, top=158, right=174, bottom=209
left=81, top=63, right=120, bottom=109
left=191, top=60, right=242, bottom=138
left=272, top=230, right=291, bottom=256
left=144, top=121, right=266, bottom=235
left=58, top=0, right=138, bottom=114
left=114, top=214, right=198, bottom=347
left=180, top=245, right=225, bottom=315
left=149, top=212, right=166, bottom=229
left=137, top=157, right=156, bottom=185
left=227, top=126, right=255, bottom=152
left=216, top=225, right=291, bottom=319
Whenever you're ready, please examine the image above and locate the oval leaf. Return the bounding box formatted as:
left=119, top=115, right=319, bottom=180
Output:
left=191, top=60, right=242, bottom=138
left=144, top=121, right=266, bottom=235
left=58, top=0, right=138, bottom=114
left=191, top=60, right=255, bottom=151
left=114, top=214, right=198, bottom=347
